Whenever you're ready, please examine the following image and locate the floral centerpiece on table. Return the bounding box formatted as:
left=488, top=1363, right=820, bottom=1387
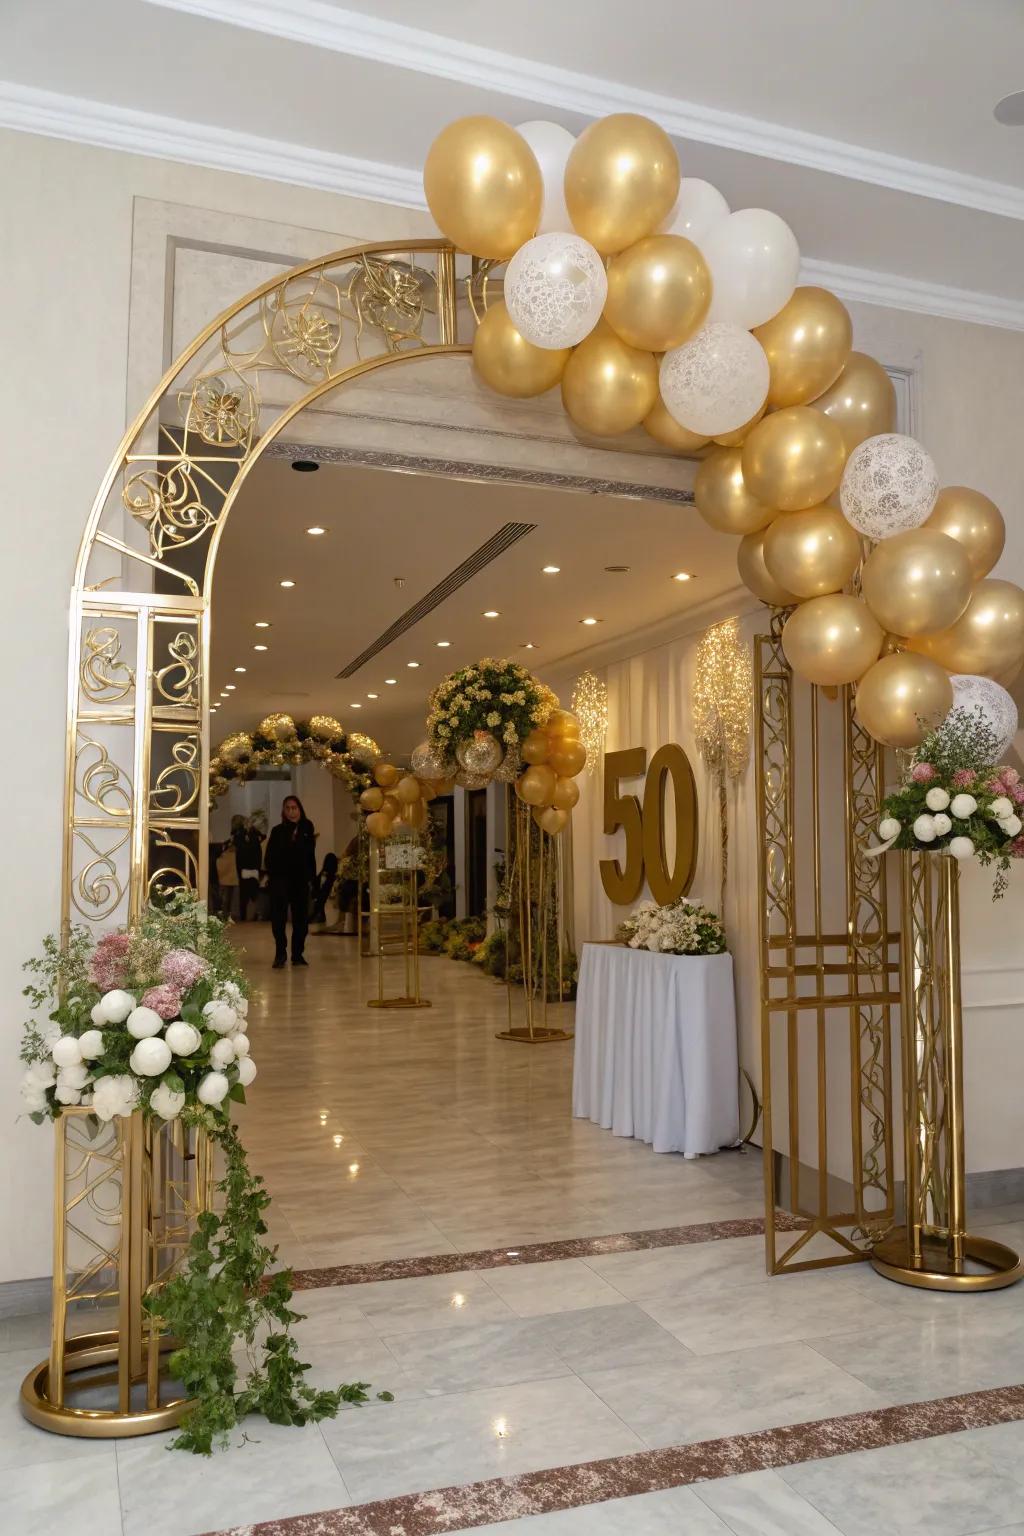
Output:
left=869, top=706, right=1023, bottom=898
left=617, top=897, right=727, bottom=955
left=427, top=658, right=559, bottom=763
left=19, top=893, right=388, bottom=1453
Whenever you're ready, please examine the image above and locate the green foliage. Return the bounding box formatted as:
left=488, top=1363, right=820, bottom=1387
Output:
left=418, top=918, right=451, bottom=953
left=427, top=659, right=558, bottom=753
left=472, top=930, right=507, bottom=978
left=148, top=1115, right=391, bottom=1454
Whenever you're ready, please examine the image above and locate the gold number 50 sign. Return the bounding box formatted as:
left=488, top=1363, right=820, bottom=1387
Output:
left=599, top=745, right=698, bottom=906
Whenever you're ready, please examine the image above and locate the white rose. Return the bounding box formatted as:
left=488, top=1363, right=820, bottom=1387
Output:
left=878, top=817, right=901, bottom=840
left=948, top=835, right=975, bottom=860
left=950, top=794, right=978, bottom=819
left=232, top=1034, right=250, bottom=1058
left=77, top=1029, right=105, bottom=1061
left=998, top=813, right=1023, bottom=837
left=92, top=1074, right=139, bottom=1122
left=20, top=1064, right=54, bottom=1111
left=197, top=1071, right=230, bottom=1107
left=126, top=1006, right=164, bottom=1040
left=235, top=1056, right=257, bottom=1087
left=150, top=1082, right=186, bottom=1121
left=990, top=796, right=1014, bottom=819
left=932, top=813, right=952, bottom=836
left=924, top=787, right=950, bottom=812
left=203, top=1001, right=238, bottom=1036
left=90, top=1002, right=106, bottom=1027
left=913, top=814, right=937, bottom=843
left=51, top=1035, right=84, bottom=1068
left=55, top=1083, right=83, bottom=1105
left=129, top=1037, right=172, bottom=1077
left=24, top=1060, right=56, bottom=1091
left=58, top=1062, right=90, bottom=1090
left=210, top=1037, right=236, bottom=1069
left=165, top=1021, right=202, bottom=1056
left=98, top=990, right=135, bottom=1024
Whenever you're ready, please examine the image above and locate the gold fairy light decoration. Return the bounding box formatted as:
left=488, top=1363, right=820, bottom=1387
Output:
left=570, top=670, right=608, bottom=774
left=693, top=618, right=751, bottom=782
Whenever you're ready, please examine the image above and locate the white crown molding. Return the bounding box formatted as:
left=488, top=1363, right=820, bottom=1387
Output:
left=145, top=0, right=1024, bottom=223
left=3, top=80, right=1023, bottom=334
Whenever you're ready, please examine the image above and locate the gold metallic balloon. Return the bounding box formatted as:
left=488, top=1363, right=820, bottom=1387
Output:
left=809, top=351, right=897, bottom=453
left=394, top=774, right=422, bottom=805
left=782, top=595, right=883, bottom=685
left=695, top=447, right=776, bottom=536
left=516, top=764, right=557, bottom=806
left=402, top=798, right=427, bottom=829
left=365, top=811, right=392, bottom=840
left=381, top=794, right=401, bottom=819
left=854, top=652, right=953, bottom=749
left=472, top=300, right=570, bottom=397
left=861, top=528, right=973, bottom=638
left=552, top=776, right=581, bottom=810
left=909, top=579, right=1024, bottom=680
left=521, top=729, right=551, bottom=765
left=535, top=805, right=570, bottom=835
left=359, top=787, right=384, bottom=812
left=546, top=708, right=580, bottom=737
left=763, top=504, right=862, bottom=599
left=712, top=401, right=767, bottom=448
left=752, top=287, right=853, bottom=408
left=561, top=327, right=659, bottom=436
left=564, top=113, right=680, bottom=255
left=373, top=761, right=401, bottom=788
left=549, top=739, right=587, bottom=776
left=742, top=406, right=847, bottom=512
left=737, top=527, right=800, bottom=607
left=923, top=486, right=1006, bottom=581
left=604, top=234, right=711, bottom=351
left=423, top=116, right=542, bottom=259
left=643, top=397, right=709, bottom=455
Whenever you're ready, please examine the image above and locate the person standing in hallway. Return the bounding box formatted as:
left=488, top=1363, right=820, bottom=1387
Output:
left=264, top=795, right=316, bottom=967
left=235, top=817, right=264, bottom=921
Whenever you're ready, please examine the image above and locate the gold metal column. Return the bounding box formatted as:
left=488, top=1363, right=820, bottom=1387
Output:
left=368, top=864, right=432, bottom=1010
left=497, top=795, right=573, bottom=1043
left=871, top=852, right=1022, bottom=1291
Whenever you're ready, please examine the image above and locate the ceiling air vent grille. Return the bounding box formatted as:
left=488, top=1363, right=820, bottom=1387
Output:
left=337, top=522, right=536, bottom=677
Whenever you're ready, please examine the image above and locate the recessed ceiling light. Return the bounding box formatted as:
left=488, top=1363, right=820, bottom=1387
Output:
left=367, top=693, right=378, bottom=699
left=234, top=666, right=246, bottom=673
left=254, top=621, right=271, bottom=629
left=350, top=702, right=361, bottom=708
left=254, top=644, right=268, bottom=651
left=306, top=526, right=327, bottom=536
left=291, top=459, right=319, bottom=472
left=385, top=678, right=397, bottom=685
left=672, top=571, right=694, bottom=582
left=542, top=565, right=560, bottom=574
left=483, top=610, right=500, bottom=618
left=581, top=617, right=601, bottom=626
left=522, top=642, right=535, bottom=649
left=219, top=691, right=229, bottom=698
left=225, top=684, right=236, bottom=690
left=280, top=580, right=295, bottom=589
left=437, top=640, right=451, bottom=647
left=407, top=661, right=420, bottom=668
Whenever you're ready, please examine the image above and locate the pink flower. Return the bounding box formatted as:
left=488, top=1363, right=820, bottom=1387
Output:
left=911, top=763, right=936, bottom=783
left=160, top=949, right=208, bottom=991
left=1013, top=784, right=1024, bottom=806
left=986, top=778, right=1007, bottom=795
left=951, top=769, right=977, bottom=790
left=1003, top=768, right=1020, bottom=788
left=140, top=983, right=183, bottom=1020
left=88, top=931, right=131, bottom=990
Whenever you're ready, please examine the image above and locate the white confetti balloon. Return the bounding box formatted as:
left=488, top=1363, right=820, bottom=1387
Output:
left=659, top=177, right=730, bottom=245
left=515, top=120, right=575, bottom=235
left=659, top=323, right=770, bottom=437
left=702, top=208, right=800, bottom=329
left=947, top=674, right=1019, bottom=758
left=504, top=232, right=607, bottom=350
left=840, top=433, right=939, bottom=541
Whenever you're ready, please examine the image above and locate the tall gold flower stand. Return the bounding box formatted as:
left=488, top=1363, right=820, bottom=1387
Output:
left=496, top=794, right=573, bottom=1044
left=367, top=867, right=432, bottom=1010
left=870, top=852, right=1023, bottom=1292
left=20, top=1108, right=212, bottom=1438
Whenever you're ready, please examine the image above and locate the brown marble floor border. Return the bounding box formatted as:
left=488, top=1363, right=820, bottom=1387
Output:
left=207, top=1383, right=1024, bottom=1536
left=288, top=1212, right=807, bottom=1291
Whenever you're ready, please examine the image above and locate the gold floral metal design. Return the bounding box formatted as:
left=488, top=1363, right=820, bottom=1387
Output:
left=81, top=627, right=136, bottom=704
left=76, top=736, right=133, bottom=819
left=178, top=373, right=257, bottom=450
left=150, top=737, right=200, bottom=816
left=344, top=255, right=431, bottom=354
left=72, top=829, right=129, bottom=920
left=154, top=630, right=200, bottom=711
left=123, top=460, right=215, bottom=559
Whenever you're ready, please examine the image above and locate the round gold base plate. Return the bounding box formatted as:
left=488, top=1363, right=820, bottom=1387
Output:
left=870, top=1228, right=1023, bottom=1292
left=366, top=997, right=432, bottom=1009
left=495, top=1027, right=574, bottom=1043
left=20, top=1330, right=193, bottom=1438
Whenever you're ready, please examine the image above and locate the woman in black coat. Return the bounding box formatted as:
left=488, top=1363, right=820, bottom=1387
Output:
left=263, top=795, right=317, bottom=968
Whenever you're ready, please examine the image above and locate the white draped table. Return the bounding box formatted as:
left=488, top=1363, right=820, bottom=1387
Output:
left=572, top=943, right=740, bottom=1156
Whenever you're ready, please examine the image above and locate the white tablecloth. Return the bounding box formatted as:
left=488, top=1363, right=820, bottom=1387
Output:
left=572, top=943, right=740, bottom=1156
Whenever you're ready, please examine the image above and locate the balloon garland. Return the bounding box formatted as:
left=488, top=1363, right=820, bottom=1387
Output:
left=210, top=715, right=379, bottom=802
left=423, top=111, right=1023, bottom=751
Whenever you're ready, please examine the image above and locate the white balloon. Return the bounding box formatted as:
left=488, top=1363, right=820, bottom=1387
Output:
left=504, top=232, right=607, bottom=350
left=659, top=322, right=770, bottom=437
left=659, top=177, right=730, bottom=245
left=840, top=433, right=939, bottom=541
left=515, top=120, right=574, bottom=235
left=947, top=674, right=1019, bottom=759
left=702, top=208, right=800, bottom=328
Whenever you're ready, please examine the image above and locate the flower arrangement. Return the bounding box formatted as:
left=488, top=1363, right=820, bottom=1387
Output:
left=427, top=658, right=558, bottom=755
left=617, top=897, right=727, bottom=956
left=870, top=706, right=1023, bottom=898
left=19, top=893, right=389, bottom=1452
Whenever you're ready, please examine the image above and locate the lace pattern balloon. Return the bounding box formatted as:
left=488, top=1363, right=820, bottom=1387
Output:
left=948, top=674, right=1019, bottom=759
left=660, top=323, right=770, bottom=437
left=455, top=732, right=504, bottom=776
left=839, top=433, right=939, bottom=541
left=504, top=232, right=608, bottom=350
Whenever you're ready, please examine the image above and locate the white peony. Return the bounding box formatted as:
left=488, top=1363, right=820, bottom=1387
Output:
left=77, top=1029, right=105, bottom=1060
left=150, top=1082, right=186, bottom=1121
left=54, top=1082, right=83, bottom=1105
left=913, top=814, right=937, bottom=843
left=90, top=1002, right=106, bottom=1027
left=235, top=1056, right=257, bottom=1087
left=924, top=787, right=950, bottom=812
left=210, top=1037, right=236, bottom=1069
left=998, top=813, right=1023, bottom=837
left=948, top=835, right=975, bottom=860
left=51, top=1035, right=84, bottom=1068
left=57, top=1062, right=90, bottom=1090
left=990, top=796, right=1014, bottom=820
left=232, top=1034, right=250, bottom=1058
left=950, top=793, right=978, bottom=819
left=217, top=982, right=248, bottom=1018
left=932, top=813, right=952, bottom=837
left=129, top=1037, right=172, bottom=1077
left=165, top=1021, right=202, bottom=1056
left=20, top=1060, right=56, bottom=1112
left=97, top=990, right=135, bottom=1024
left=203, top=1001, right=238, bottom=1036
left=197, top=1070, right=230, bottom=1106
left=878, top=817, right=901, bottom=840
left=126, top=1006, right=164, bottom=1040
left=92, top=1074, right=139, bottom=1122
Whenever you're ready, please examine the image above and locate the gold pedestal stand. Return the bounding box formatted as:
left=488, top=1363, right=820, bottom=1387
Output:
left=496, top=794, right=573, bottom=1044
left=367, top=866, right=431, bottom=1010
left=870, top=853, right=1022, bottom=1292
left=20, top=1109, right=212, bottom=1438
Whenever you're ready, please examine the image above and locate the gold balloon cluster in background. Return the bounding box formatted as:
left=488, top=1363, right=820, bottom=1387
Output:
left=515, top=709, right=588, bottom=835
